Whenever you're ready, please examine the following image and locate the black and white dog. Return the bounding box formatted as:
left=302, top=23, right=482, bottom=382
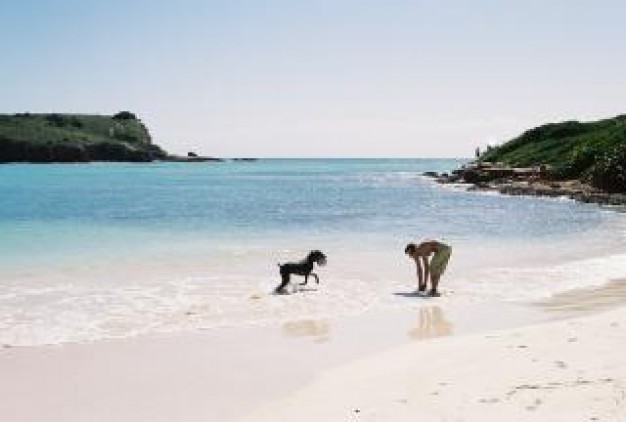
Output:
left=274, top=250, right=327, bottom=294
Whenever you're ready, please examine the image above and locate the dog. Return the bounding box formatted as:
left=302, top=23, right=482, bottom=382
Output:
left=274, top=250, right=327, bottom=294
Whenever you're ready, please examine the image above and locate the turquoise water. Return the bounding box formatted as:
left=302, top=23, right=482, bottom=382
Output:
left=1, top=159, right=625, bottom=345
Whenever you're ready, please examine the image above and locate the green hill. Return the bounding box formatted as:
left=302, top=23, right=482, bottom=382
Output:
left=479, top=115, right=626, bottom=193
left=0, top=111, right=167, bottom=162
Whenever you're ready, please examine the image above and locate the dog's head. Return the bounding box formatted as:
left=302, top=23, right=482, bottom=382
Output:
left=404, top=243, right=416, bottom=256
left=308, top=250, right=327, bottom=267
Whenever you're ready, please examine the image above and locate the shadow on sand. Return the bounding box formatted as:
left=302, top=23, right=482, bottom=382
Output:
left=394, top=291, right=431, bottom=299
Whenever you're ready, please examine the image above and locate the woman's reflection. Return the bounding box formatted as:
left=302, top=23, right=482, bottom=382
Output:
left=408, top=306, right=453, bottom=340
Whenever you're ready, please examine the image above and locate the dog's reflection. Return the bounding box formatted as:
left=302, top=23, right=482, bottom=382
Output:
left=408, top=306, right=453, bottom=340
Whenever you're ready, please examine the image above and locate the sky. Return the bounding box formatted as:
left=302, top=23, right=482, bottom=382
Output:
left=1, top=0, right=625, bottom=158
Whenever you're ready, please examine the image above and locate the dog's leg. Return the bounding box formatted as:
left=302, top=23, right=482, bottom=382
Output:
left=300, top=274, right=309, bottom=286
left=275, top=273, right=291, bottom=294
left=310, top=273, right=319, bottom=284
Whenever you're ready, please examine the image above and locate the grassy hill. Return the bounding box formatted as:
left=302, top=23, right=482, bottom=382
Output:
left=480, top=115, right=626, bottom=193
left=0, top=111, right=167, bottom=162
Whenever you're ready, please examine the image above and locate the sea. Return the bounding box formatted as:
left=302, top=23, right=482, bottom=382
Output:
left=1, top=159, right=625, bottom=346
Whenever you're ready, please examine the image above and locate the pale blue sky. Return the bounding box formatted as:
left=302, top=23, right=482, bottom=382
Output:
left=1, top=0, right=625, bottom=157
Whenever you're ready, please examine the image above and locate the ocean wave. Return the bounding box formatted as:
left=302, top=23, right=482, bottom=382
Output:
left=451, top=253, right=626, bottom=301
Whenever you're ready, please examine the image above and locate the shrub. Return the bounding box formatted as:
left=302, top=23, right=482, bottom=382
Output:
left=113, top=111, right=137, bottom=120
left=46, top=113, right=66, bottom=127
left=590, top=143, right=626, bottom=193
left=557, top=144, right=599, bottom=179
left=113, top=132, right=140, bottom=143
left=70, top=117, right=83, bottom=128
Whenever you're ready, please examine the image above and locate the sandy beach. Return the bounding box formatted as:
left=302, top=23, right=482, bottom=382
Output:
left=245, top=283, right=626, bottom=421
left=1, top=281, right=625, bottom=422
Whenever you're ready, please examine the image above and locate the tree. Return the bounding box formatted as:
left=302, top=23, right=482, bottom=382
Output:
left=113, top=111, right=137, bottom=120
left=590, top=144, right=626, bottom=193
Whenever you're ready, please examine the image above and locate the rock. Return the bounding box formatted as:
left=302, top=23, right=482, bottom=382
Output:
left=433, top=161, right=626, bottom=207
left=162, top=155, right=224, bottom=163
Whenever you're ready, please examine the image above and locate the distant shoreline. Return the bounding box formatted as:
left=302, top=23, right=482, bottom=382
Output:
left=424, top=162, right=626, bottom=207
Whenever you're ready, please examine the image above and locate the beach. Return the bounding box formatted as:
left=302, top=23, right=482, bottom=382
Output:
left=1, top=160, right=625, bottom=421
left=1, top=281, right=626, bottom=421
left=245, top=285, right=626, bottom=422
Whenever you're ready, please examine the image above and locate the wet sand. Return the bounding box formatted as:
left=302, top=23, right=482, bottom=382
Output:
left=537, top=278, right=626, bottom=315
left=1, top=285, right=624, bottom=422
left=0, top=295, right=551, bottom=422
left=245, top=286, right=626, bottom=421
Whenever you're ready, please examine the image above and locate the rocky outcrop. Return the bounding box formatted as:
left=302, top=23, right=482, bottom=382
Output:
left=477, top=115, right=626, bottom=194
left=0, top=137, right=166, bottom=163
left=427, top=161, right=626, bottom=207
left=162, top=154, right=224, bottom=163
left=232, top=158, right=258, bottom=162
left=0, top=112, right=167, bottom=163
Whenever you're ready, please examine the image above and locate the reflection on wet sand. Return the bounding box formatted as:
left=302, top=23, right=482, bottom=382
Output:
left=282, top=319, right=331, bottom=342
left=408, top=306, right=453, bottom=340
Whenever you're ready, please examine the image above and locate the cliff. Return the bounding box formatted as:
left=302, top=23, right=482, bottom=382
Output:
left=0, top=111, right=168, bottom=163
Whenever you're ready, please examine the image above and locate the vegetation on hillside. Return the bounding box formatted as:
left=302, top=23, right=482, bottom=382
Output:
left=480, top=115, right=626, bottom=193
left=0, top=111, right=167, bottom=162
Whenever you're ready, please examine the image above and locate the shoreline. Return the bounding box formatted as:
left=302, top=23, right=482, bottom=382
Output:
left=424, top=163, right=626, bottom=207
left=1, top=283, right=624, bottom=421
left=537, top=278, right=626, bottom=316
left=244, top=283, right=626, bottom=421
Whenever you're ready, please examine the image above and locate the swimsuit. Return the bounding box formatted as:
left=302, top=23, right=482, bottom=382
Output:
left=430, top=243, right=451, bottom=277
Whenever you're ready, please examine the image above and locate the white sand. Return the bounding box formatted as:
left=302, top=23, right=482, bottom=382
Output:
left=244, top=306, right=626, bottom=421
left=1, top=290, right=625, bottom=422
